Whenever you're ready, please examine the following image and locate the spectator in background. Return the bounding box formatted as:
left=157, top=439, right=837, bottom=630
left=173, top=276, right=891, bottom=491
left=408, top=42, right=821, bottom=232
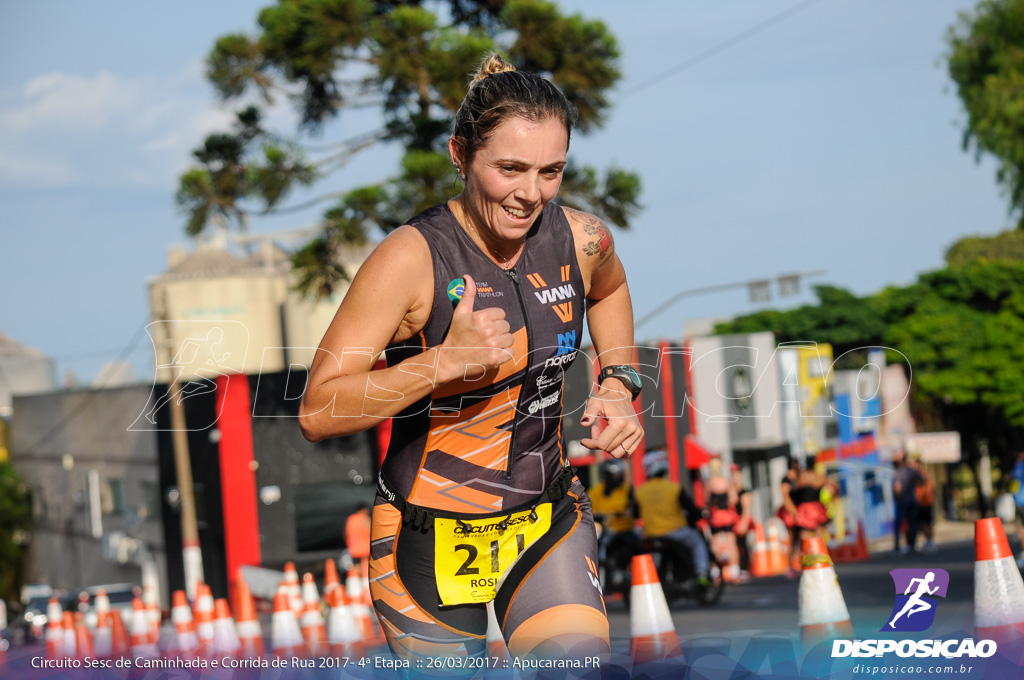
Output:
left=1011, top=451, right=1024, bottom=568
left=705, top=454, right=740, bottom=582
left=893, top=453, right=922, bottom=555
left=791, top=462, right=839, bottom=548
left=731, top=463, right=753, bottom=577
left=635, top=449, right=711, bottom=584
left=778, top=458, right=801, bottom=570
left=590, top=458, right=639, bottom=591
left=909, top=453, right=936, bottom=553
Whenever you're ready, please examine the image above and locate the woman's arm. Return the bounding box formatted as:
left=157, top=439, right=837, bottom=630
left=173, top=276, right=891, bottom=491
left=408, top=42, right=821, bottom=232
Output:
left=564, top=207, right=643, bottom=458
left=299, top=226, right=514, bottom=441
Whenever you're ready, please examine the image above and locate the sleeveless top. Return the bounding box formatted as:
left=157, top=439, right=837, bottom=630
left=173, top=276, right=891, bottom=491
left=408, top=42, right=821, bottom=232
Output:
left=381, top=202, right=586, bottom=514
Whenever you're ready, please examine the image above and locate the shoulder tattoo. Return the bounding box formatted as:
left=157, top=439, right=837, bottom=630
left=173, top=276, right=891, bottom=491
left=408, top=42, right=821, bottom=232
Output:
left=565, top=207, right=613, bottom=262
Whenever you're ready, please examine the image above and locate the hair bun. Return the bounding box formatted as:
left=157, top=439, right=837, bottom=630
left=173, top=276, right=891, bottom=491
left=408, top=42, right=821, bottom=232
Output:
left=470, top=53, right=516, bottom=88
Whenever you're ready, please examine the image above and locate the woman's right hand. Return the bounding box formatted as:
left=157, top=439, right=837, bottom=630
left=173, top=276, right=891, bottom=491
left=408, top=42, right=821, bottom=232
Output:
left=438, top=274, right=515, bottom=382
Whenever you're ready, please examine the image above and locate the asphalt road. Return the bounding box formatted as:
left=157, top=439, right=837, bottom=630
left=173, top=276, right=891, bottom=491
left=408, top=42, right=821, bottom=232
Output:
left=605, top=538, right=982, bottom=648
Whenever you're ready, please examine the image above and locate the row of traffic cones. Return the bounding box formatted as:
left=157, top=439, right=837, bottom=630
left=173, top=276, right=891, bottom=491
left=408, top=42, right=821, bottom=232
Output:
left=41, top=558, right=386, bottom=665
left=628, top=515, right=1024, bottom=668
left=44, top=593, right=151, bottom=661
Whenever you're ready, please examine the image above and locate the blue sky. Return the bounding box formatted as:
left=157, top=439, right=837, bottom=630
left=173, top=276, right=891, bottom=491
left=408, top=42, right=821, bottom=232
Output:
left=0, top=0, right=1009, bottom=383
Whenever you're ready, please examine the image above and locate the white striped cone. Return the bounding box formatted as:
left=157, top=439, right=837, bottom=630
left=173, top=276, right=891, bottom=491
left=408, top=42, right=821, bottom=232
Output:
left=193, top=584, right=215, bottom=658
left=60, top=612, right=77, bottom=661
left=92, top=589, right=112, bottom=659
left=93, top=614, right=113, bottom=659
left=300, top=574, right=327, bottom=657
left=45, top=598, right=64, bottom=659
left=324, top=558, right=342, bottom=600
left=211, top=598, right=241, bottom=659
left=300, top=573, right=321, bottom=613
left=284, top=562, right=304, bottom=618
left=766, top=517, right=791, bottom=576
left=130, top=597, right=159, bottom=660
left=974, top=517, right=1024, bottom=653
left=170, top=590, right=199, bottom=660
left=345, top=568, right=364, bottom=603
left=798, top=537, right=853, bottom=651
left=109, top=609, right=131, bottom=660
left=629, top=554, right=681, bottom=664
left=272, top=585, right=308, bottom=659
left=143, top=584, right=161, bottom=645
left=73, top=613, right=94, bottom=661
left=234, top=576, right=265, bottom=659
left=485, top=601, right=511, bottom=661
left=326, top=587, right=364, bottom=659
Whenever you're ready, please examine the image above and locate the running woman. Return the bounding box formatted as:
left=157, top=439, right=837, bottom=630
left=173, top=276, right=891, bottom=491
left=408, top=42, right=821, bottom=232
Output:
left=300, top=54, right=643, bottom=664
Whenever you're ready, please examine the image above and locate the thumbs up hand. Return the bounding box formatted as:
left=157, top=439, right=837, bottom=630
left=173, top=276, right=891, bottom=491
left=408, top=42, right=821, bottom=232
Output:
left=439, top=274, right=514, bottom=382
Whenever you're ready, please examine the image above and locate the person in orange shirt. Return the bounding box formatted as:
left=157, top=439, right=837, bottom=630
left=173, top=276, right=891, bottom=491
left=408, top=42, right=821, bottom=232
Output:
left=345, top=502, right=372, bottom=564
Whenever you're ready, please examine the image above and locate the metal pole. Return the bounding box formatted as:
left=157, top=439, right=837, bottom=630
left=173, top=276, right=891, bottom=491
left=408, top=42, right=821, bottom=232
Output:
left=157, top=290, right=204, bottom=600
left=633, top=269, right=827, bottom=331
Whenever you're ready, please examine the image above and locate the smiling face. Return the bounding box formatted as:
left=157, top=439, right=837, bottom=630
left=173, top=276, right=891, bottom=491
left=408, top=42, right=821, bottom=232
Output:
left=450, top=115, right=568, bottom=247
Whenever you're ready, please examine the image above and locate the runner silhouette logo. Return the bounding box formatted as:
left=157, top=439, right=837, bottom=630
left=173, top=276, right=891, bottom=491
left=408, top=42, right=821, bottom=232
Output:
left=882, top=568, right=949, bottom=632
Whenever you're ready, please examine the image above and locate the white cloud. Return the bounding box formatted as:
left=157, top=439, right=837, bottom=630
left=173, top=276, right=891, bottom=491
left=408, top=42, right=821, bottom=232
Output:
left=4, top=71, right=140, bottom=130
left=0, top=149, right=78, bottom=185
left=0, top=66, right=238, bottom=189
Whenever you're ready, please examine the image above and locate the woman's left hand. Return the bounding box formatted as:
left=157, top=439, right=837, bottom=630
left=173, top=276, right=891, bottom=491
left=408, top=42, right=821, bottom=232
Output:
left=579, top=381, right=644, bottom=458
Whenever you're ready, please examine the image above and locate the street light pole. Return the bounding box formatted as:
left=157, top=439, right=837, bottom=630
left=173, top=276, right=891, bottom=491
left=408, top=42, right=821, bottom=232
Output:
left=156, top=290, right=204, bottom=601
left=633, top=270, right=826, bottom=331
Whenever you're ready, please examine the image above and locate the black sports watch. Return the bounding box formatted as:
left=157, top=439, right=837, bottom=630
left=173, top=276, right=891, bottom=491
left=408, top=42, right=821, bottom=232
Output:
left=598, top=365, right=642, bottom=401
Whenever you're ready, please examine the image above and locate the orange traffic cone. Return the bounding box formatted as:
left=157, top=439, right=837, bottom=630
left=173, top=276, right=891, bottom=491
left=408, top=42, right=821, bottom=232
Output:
left=234, top=575, right=265, bottom=659
left=109, top=609, right=131, bottom=660
left=284, top=562, right=303, bottom=618
left=60, top=612, right=76, bottom=660
left=300, top=574, right=328, bottom=657
left=855, top=520, right=870, bottom=560
left=485, top=601, right=511, bottom=661
left=130, top=597, right=159, bottom=660
left=973, top=517, right=1024, bottom=650
left=170, top=590, right=199, bottom=660
left=766, top=518, right=790, bottom=576
left=798, top=536, right=853, bottom=651
left=629, top=554, right=681, bottom=664
left=74, top=613, right=94, bottom=661
left=271, top=584, right=307, bottom=659
left=143, top=584, right=161, bottom=647
left=193, top=583, right=215, bottom=658
left=324, top=558, right=342, bottom=600
left=211, top=598, right=241, bottom=659
left=45, top=597, right=64, bottom=659
left=326, top=586, right=364, bottom=659
left=345, top=567, right=364, bottom=604
left=748, top=523, right=771, bottom=578
left=93, top=590, right=113, bottom=659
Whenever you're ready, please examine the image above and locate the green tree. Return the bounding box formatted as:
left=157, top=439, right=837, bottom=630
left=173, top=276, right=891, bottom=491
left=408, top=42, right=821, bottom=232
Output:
left=945, top=228, right=1024, bottom=267
left=947, top=0, right=1024, bottom=227
left=179, top=0, right=641, bottom=298
left=713, top=284, right=889, bottom=369
left=0, top=461, right=31, bottom=603
left=714, top=267, right=1024, bottom=496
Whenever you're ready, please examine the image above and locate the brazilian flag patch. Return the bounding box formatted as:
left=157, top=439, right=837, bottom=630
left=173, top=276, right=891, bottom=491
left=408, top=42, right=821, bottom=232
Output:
left=447, top=278, right=465, bottom=302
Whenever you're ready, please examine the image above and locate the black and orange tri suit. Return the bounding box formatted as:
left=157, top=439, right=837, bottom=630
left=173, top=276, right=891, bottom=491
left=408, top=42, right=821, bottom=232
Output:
left=369, top=202, right=608, bottom=662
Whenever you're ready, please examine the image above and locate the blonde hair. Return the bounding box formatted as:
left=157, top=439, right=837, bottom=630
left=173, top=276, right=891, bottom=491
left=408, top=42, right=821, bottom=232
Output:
left=469, top=53, right=518, bottom=89
left=452, top=53, right=577, bottom=166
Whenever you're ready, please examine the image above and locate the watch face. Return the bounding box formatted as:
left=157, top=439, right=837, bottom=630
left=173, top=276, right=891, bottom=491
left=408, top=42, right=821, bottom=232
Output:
left=625, top=367, right=640, bottom=385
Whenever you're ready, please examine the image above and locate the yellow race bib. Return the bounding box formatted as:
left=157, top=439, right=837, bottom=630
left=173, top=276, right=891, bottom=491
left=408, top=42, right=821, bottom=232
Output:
left=434, top=504, right=552, bottom=606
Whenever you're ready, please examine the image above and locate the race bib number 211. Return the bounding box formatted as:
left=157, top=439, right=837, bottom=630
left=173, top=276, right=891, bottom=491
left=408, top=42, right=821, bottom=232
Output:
left=434, top=504, right=552, bottom=605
